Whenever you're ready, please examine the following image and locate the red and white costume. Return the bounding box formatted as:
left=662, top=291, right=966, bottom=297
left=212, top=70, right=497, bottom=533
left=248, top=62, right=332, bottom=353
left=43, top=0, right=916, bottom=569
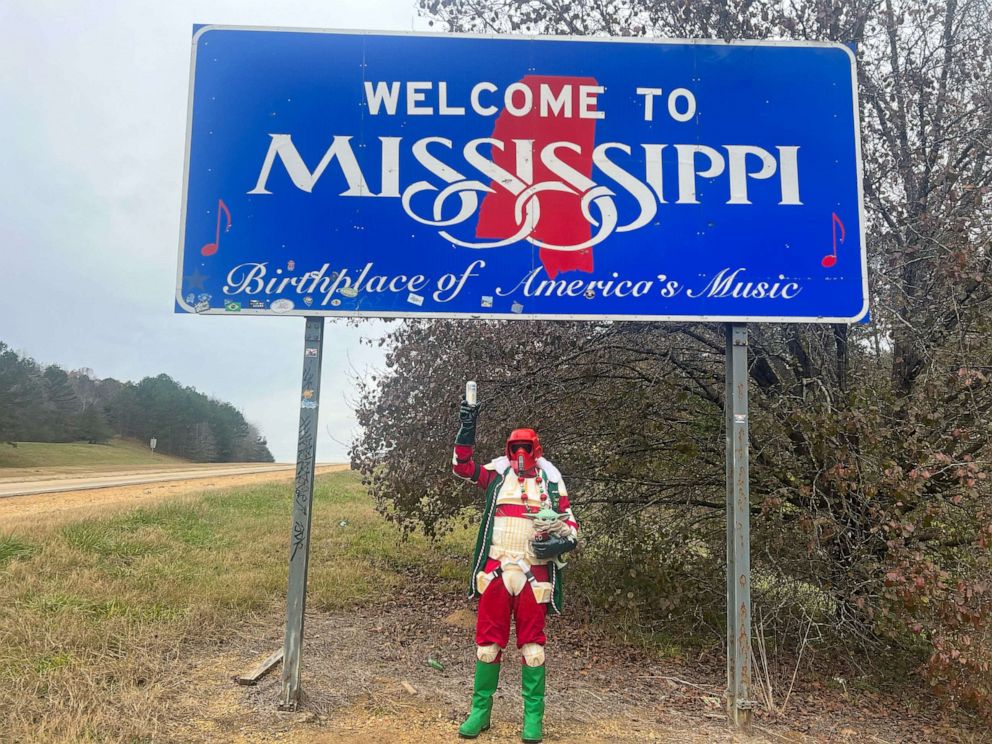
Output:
left=453, top=436, right=579, bottom=666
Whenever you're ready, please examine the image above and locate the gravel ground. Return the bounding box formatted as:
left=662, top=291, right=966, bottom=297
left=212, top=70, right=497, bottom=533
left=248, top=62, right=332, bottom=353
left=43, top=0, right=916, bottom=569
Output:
left=167, top=574, right=980, bottom=744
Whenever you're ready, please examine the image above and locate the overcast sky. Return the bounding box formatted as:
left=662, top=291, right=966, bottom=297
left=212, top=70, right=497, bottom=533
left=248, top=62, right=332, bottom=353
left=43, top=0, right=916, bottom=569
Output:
left=0, top=0, right=431, bottom=462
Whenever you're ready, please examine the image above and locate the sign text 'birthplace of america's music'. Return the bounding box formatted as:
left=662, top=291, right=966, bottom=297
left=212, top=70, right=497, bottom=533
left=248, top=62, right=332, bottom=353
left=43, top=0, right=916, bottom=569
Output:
left=177, top=27, right=868, bottom=322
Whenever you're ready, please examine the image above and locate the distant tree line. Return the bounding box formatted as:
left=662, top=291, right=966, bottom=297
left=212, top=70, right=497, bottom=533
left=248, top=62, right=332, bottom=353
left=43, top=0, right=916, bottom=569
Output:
left=0, top=341, right=274, bottom=463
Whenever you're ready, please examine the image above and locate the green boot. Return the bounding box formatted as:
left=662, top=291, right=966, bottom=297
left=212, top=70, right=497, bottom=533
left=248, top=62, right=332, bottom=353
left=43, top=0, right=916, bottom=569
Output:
left=459, top=660, right=501, bottom=738
left=520, top=664, right=546, bottom=743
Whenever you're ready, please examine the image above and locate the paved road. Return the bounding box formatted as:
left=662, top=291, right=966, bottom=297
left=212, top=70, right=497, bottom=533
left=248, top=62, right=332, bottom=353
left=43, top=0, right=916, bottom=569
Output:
left=0, top=464, right=316, bottom=498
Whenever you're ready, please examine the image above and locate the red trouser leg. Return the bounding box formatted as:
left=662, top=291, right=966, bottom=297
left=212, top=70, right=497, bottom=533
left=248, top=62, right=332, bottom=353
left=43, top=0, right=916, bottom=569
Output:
left=513, top=582, right=547, bottom=649
left=476, top=576, right=513, bottom=653
left=476, top=573, right=547, bottom=660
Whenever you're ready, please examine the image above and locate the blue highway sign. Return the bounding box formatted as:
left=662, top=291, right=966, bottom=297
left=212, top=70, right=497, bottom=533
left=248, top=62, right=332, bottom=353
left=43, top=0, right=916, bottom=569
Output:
left=177, top=27, right=868, bottom=322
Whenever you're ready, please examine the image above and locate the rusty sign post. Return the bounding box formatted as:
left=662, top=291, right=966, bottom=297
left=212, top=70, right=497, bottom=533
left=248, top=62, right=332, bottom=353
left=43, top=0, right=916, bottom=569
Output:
left=725, top=323, right=752, bottom=728
left=280, top=317, right=325, bottom=709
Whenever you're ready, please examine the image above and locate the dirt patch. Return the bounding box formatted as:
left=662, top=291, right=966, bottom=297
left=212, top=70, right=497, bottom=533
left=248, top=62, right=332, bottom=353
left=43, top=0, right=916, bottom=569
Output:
left=164, top=579, right=975, bottom=744
left=443, top=608, right=477, bottom=630
left=0, top=464, right=348, bottom=528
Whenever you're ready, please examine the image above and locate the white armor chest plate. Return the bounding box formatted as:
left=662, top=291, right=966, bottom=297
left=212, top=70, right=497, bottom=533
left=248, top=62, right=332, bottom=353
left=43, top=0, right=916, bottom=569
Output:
left=489, top=475, right=548, bottom=565
left=491, top=516, right=535, bottom=558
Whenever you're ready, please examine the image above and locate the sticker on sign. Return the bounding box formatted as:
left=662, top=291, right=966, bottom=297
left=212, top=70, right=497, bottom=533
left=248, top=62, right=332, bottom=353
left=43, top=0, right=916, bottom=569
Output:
left=177, top=28, right=867, bottom=323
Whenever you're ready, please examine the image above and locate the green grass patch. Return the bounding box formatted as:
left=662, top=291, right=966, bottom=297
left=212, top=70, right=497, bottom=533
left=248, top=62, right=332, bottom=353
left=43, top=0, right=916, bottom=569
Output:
left=0, top=470, right=474, bottom=743
left=0, top=437, right=188, bottom=469
left=112, top=502, right=218, bottom=548
left=60, top=521, right=167, bottom=560
left=32, top=651, right=74, bottom=675
left=0, top=534, right=37, bottom=566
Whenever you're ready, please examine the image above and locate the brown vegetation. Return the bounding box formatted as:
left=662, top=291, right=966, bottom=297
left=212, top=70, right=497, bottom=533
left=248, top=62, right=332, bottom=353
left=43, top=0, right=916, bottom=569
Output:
left=353, top=0, right=992, bottom=721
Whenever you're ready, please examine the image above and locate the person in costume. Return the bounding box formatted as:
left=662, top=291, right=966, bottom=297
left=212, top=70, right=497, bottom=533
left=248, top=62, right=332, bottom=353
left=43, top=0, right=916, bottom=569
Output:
left=452, top=398, right=579, bottom=743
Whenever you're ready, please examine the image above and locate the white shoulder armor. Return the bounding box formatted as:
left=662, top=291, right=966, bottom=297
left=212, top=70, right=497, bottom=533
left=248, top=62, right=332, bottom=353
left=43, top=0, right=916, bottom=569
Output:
left=484, top=455, right=511, bottom=472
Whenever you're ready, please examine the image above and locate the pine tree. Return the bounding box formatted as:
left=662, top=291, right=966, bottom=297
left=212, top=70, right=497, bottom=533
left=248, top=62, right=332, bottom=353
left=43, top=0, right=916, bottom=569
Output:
left=77, top=403, right=114, bottom=444
left=42, top=365, right=83, bottom=442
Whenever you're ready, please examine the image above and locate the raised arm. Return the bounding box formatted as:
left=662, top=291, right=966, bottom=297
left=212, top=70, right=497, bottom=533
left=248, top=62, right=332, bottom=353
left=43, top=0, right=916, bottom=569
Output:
left=451, top=399, right=497, bottom=489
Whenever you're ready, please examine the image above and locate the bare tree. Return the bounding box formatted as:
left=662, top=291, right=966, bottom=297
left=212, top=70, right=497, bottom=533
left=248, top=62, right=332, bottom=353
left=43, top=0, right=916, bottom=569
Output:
left=354, top=0, right=992, bottom=718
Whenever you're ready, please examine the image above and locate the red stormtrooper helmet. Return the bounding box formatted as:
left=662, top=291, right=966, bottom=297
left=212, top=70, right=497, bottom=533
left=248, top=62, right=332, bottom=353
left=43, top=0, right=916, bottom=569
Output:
left=506, top=428, right=543, bottom=474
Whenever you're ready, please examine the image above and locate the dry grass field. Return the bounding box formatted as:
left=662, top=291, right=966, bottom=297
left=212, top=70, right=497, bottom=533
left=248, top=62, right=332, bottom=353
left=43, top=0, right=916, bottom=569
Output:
left=0, top=471, right=985, bottom=743
left=0, top=471, right=469, bottom=742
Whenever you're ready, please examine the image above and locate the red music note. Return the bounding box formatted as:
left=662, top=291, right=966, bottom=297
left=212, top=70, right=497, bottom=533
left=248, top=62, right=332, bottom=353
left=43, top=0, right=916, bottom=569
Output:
left=200, top=199, right=232, bottom=256
left=822, top=212, right=845, bottom=268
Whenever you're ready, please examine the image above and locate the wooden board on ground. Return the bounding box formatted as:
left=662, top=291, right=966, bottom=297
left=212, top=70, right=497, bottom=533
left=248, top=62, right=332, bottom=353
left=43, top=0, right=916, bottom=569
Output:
left=235, top=649, right=284, bottom=686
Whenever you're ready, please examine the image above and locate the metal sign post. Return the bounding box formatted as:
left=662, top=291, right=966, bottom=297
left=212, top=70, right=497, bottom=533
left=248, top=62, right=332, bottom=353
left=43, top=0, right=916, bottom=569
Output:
left=280, top=316, right=325, bottom=709
left=725, top=323, right=752, bottom=728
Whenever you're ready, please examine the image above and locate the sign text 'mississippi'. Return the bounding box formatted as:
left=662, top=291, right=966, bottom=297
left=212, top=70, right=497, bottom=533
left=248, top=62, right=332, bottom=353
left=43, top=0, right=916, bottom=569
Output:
left=246, top=79, right=803, bottom=253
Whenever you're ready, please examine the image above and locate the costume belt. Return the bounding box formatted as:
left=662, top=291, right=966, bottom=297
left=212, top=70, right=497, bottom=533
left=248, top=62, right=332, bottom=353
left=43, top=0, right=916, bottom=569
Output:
left=478, top=558, right=540, bottom=592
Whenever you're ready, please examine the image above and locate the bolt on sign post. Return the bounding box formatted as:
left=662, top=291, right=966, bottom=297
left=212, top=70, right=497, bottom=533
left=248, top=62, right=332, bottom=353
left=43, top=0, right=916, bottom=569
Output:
left=178, top=27, right=867, bottom=723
